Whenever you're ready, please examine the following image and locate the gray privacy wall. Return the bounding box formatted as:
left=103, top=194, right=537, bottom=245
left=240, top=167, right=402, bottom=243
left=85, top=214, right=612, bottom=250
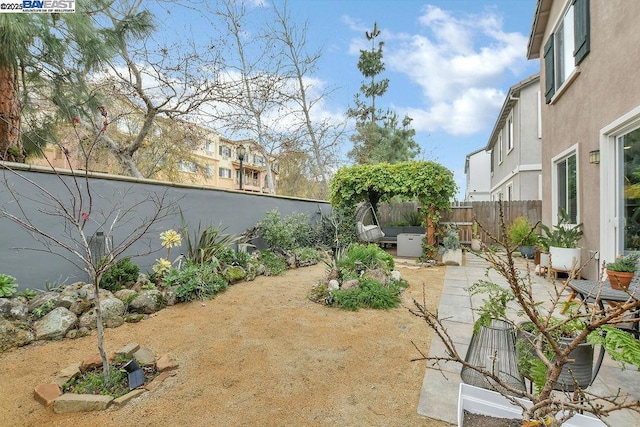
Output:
left=0, top=163, right=331, bottom=291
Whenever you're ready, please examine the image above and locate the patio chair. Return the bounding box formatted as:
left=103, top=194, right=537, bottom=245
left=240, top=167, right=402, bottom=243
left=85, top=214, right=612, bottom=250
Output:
left=355, top=202, right=385, bottom=243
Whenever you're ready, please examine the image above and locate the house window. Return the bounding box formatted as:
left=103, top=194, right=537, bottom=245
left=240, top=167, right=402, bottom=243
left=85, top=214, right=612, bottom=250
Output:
left=204, top=141, right=215, bottom=156
left=506, top=182, right=513, bottom=201
left=507, top=115, right=514, bottom=152
left=205, top=164, right=214, bottom=176
left=219, top=167, right=232, bottom=179
left=555, top=151, right=578, bottom=224
left=253, top=155, right=265, bottom=166
left=498, top=134, right=503, bottom=164
left=219, top=146, right=232, bottom=158
left=178, top=161, right=197, bottom=173
left=544, top=0, right=590, bottom=103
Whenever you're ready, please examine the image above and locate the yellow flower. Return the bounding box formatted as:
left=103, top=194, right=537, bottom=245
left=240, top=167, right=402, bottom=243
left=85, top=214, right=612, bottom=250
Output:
left=160, top=229, right=182, bottom=249
left=153, top=258, right=172, bottom=275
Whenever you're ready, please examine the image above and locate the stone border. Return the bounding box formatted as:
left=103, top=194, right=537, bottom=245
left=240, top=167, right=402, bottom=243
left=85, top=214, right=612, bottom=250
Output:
left=33, top=342, right=179, bottom=413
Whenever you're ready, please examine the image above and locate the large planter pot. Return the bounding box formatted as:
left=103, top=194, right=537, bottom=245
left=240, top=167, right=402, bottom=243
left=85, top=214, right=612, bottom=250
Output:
left=549, top=247, right=581, bottom=272
left=458, top=383, right=605, bottom=427
left=519, top=246, right=535, bottom=259
left=606, top=270, right=635, bottom=290
left=442, top=248, right=463, bottom=266
left=517, top=323, right=594, bottom=392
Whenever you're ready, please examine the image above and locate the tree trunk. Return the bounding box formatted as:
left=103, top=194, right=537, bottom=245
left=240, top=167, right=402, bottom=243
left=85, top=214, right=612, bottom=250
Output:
left=0, top=65, right=24, bottom=162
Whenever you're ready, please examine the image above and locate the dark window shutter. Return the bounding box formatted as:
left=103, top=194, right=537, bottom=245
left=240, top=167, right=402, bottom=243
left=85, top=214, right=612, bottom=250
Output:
left=544, top=36, right=555, bottom=103
left=573, top=0, right=590, bottom=65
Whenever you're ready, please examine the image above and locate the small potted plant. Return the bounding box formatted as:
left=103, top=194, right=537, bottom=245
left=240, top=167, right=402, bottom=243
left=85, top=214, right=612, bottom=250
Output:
left=508, top=216, right=538, bottom=259
left=441, top=224, right=462, bottom=266
left=606, top=253, right=639, bottom=290
left=539, top=209, right=583, bottom=273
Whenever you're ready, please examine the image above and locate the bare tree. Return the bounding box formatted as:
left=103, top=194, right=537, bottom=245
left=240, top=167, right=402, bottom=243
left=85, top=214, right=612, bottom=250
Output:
left=410, top=204, right=640, bottom=425
left=71, top=1, right=226, bottom=179
left=0, top=119, right=177, bottom=380
left=268, top=1, right=345, bottom=197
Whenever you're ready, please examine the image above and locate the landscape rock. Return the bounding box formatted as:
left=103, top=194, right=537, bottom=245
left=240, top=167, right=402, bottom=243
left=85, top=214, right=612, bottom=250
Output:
left=80, top=352, right=114, bottom=372
left=33, top=307, right=77, bottom=341
left=116, top=342, right=140, bottom=358
left=124, top=313, right=145, bottom=323
left=133, top=346, right=156, bottom=366
left=0, top=318, right=34, bottom=351
left=113, top=389, right=146, bottom=405
left=327, top=280, right=340, bottom=291
left=128, top=290, right=164, bottom=314
left=34, top=383, right=61, bottom=406
left=391, top=270, right=402, bottom=281
left=223, top=266, right=247, bottom=284
left=341, top=279, right=359, bottom=290
left=77, top=296, right=125, bottom=329
left=163, top=289, right=177, bottom=306
left=53, top=394, right=113, bottom=413
left=113, top=289, right=137, bottom=304
left=363, top=268, right=389, bottom=285
left=0, top=298, right=29, bottom=321
left=55, top=295, right=75, bottom=310
left=68, top=299, right=91, bottom=316
left=53, top=363, right=81, bottom=388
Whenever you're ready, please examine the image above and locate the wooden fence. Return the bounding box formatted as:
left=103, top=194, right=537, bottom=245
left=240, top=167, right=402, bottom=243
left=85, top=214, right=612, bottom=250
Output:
left=378, top=200, right=542, bottom=245
left=440, top=201, right=542, bottom=245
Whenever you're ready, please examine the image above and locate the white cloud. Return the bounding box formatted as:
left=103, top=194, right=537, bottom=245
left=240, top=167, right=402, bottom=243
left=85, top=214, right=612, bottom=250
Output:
left=383, top=5, right=529, bottom=136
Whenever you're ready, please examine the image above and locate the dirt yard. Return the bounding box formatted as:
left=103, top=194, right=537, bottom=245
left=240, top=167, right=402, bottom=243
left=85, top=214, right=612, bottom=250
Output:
left=1, top=259, right=451, bottom=427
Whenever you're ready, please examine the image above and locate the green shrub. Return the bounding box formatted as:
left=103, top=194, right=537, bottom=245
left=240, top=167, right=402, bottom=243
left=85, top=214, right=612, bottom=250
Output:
left=260, top=250, right=288, bottom=276
left=32, top=299, right=56, bottom=319
left=333, top=278, right=403, bottom=311
left=338, top=244, right=394, bottom=273
left=216, top=247, right=251, bottom=269
left=16, top=288, right=37, bottom=300
left=163, top=262, right=228, bottom=302
left=0, top=274, right=18, bottom=297
left=508, top=216, right=538, bottom=247
left=223, top=265, right=247, bottom=283
left=295, top=247, right=323, bottom=266
left=257, top=209, right=312, bottom=253
left=99, top=258, right=139, bottom=292
left=181, top=212, right=241, bottom=265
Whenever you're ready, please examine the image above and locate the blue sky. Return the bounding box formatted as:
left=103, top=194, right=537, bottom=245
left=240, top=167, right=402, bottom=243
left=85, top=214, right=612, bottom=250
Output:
left=151, top=0, right=540, bottom=198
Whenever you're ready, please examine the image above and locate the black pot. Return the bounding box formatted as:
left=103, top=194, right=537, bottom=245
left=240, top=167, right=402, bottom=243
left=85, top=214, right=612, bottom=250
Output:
left=520, top=245, right=535, bottom=259
left=516, top=322, right=594, bottom=391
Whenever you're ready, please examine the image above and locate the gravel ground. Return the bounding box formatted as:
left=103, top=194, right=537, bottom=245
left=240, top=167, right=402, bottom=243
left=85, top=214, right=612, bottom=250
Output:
left=1, top=260, right=451, bottom=427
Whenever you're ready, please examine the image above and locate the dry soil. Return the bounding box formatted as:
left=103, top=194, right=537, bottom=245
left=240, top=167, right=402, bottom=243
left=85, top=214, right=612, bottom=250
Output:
left=1, top=260, right=451, bottom=427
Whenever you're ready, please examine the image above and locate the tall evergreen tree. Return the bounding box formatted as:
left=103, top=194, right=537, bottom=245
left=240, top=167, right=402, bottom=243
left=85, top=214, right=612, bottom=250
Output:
left=347, top=22, right=420, bottom=165
left=0, top=2, right=115, bottom=162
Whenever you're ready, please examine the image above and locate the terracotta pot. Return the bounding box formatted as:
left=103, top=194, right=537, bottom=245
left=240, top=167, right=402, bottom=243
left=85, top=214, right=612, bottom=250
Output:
left=607, top=270, right=634, bottom=290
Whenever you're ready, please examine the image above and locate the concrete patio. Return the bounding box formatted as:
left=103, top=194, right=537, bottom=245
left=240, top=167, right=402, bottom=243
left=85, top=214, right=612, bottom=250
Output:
left=417, top=252, right=640, bottom=426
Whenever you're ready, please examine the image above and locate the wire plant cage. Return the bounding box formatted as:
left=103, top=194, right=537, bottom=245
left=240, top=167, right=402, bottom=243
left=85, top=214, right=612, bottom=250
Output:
left=460, top=319, right=525, bottom=395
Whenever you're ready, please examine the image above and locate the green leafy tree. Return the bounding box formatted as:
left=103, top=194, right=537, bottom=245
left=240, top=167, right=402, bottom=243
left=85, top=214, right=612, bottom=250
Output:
left=347, top=22, right=419, bottom=165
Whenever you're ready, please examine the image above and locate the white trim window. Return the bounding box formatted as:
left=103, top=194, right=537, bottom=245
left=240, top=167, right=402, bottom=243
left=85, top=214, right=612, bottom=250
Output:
left=553, top=150, right=578, bottom=224
left=498, top=133, right=503, bottom=164
left=219, top=167, right=232, bottom=179
left=507, top=114, right=514, bottom=153
left=205, top=164, right=214, bottom=177
left=219, top=146, right=232, bottom=158
left=506, top=182, right=514, bottom=201
left=544, top=0, right=590, bottom=103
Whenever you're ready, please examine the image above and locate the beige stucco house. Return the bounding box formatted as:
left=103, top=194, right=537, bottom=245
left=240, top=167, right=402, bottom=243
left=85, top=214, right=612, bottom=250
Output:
left=485, top=73, right=542, bottom=201
left=528, top=0, right=640, bottom=279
